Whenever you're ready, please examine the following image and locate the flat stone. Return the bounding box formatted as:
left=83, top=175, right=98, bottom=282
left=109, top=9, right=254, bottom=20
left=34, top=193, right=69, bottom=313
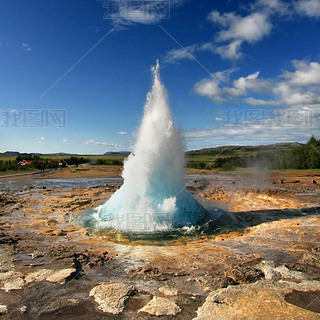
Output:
left=89, top=281, right=135, bottom=314
left=194, top=280, right=320, bottom=320
left=0, top=305, right=8, bottom=314
left=138, top=296, right=181, bottom=316
left=25, top=269, right=54, bottom=283
left=158, top=285, right=178, bottom=296
left=46, top=268, right=77, bottom=284
left=0, top=271, right=25, bottom=291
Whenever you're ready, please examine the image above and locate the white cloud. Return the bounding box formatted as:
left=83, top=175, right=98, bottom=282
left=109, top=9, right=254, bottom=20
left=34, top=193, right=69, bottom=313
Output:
left=214, top=40, right=243, bottom=60
left=194, top=70, right=272, bottom=102
left=244, top=97, right=279, bottom=106
left=209, top=11, right=272, bottom=43
left=184, top=104, right=320, bottom=146
left=194, top=59, right=320, bottom=107
left=282, top=60, right=320, bottom=86
left=295, top=0, right=320, bottom=17
left=38, top=137, right=45, bottom=144
left=194, top=77, right=225, bottom=102
left=190, top=59, right=320, bottom=147
left=84, top=139, right=118, bottom=147
left=251, top=0, right=290, bottom=15
left=210, top=117, right=224, bottom=124
left=275, top=60, right=320, bottom=105
left=207, top=10, right=272, bottom=60
left=62, top=138, right=68, bottom=143
left=163, top=45, right=197, bottom=63
left=22, top=43, right=32, bottom=51
left=117, top=131, right=128, bottom=135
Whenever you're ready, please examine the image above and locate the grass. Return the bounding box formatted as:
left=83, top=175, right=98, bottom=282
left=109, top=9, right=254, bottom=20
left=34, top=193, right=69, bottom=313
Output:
left=0, top=154, right=128, bottom=162
left=0, top=155, right=17, bottom=161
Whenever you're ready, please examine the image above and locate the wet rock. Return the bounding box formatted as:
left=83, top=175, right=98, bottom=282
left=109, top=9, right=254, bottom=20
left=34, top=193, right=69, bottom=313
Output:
left=46, top=268, right=77, bottom=284
left=225, top=259, right=264, bottom=284
left=258, top=261, right=307, bottom=281
left=0, top=194, right=16, bottom=206
left=194, top=275, right=238, bottom=292
left=46, top=245, right=110, bottom=270
left=285, top=289, right=320, bottom=314
left=128, top=265, right=167, bottom=281
left=138, top=296, right=181, bottom=316
left=158, top=285, right=178, bottom=296
left=0, top=232, right=20, bottom=245
left=89, top=281, right=135, bottom=314
left=301, top=246, right=320, bottom=268
left=194, top=280, right=320, bottom=320
left=0, top=305, right=8, bottom=314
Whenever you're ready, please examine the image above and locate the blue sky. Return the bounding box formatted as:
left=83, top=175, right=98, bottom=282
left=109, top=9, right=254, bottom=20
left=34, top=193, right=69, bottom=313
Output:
left=0, top=0, right=320, bottom=153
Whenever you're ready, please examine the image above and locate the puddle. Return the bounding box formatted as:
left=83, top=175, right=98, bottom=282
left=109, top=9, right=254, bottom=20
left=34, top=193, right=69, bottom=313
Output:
left=285, top=290, right=320, bottom=314
left=0, top=178, right=123, bottom=191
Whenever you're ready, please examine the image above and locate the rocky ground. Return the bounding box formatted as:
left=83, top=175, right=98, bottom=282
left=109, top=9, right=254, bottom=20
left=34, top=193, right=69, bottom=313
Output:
left=0, top=169, right=320, bottom=319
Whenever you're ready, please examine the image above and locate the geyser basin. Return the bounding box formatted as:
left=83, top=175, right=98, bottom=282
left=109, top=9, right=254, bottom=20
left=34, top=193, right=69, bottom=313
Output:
left=80, top=61, right=208, bottom=233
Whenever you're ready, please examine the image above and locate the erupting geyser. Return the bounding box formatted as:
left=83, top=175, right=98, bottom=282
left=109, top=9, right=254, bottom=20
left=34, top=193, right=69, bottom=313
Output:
left=85, top=61, right=207, bottom=232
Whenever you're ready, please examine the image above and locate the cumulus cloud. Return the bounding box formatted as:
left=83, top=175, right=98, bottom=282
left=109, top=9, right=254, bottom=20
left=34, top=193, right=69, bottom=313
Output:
left=206, top=10, right=272, bottom=60
left=213, top=40, right=243, bottom=60
left=295, top=0, right=320, bottom=17
left=117, top=131, right=128, bottom=135
left=194, top=70, right=272, bottom=102
left=194, top=59, right=320, bottom=107
left=163, top=45, right=197, bottom=63
left=244, top=97, right=279, bottom=106
left=251, top=0, right=290, bottom=15
left=184, top=104, right=320, bottom=146
left=84, top=139, right=118, bottom=147
left=209, top=11, right=272, bottom=43
left=275, top=61, right=320, bottom=105
left=190, top=59, right=320, bottom=147
left=282, top=60, right=320, bottom=86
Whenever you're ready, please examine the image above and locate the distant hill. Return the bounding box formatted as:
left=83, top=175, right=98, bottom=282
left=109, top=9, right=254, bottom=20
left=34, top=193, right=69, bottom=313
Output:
left=104, top=151, right=131, bottom=155
left=186, top=142, right=303, bottom=157
left=46, top=152, right=72, bottom=156
left=3, top=151, right=21, bottom=155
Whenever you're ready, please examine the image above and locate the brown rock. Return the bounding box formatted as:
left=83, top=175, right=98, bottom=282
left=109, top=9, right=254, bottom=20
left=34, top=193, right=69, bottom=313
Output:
left=0, top=271, right=25, bottom=291
left=138, top=296, right=181, bottom=316
left=158, top=285, right=178, bottom=296
left=225, top=260, right=264, bottom=284
left=0, top=305, right=8, bottom=314
left=46, top=268, right=77, bottom=284
left=301, top=246, right=320, bottom=268
left=89, top=281, right=135, bottom=314
left=194, top=280, right=320, bottom=320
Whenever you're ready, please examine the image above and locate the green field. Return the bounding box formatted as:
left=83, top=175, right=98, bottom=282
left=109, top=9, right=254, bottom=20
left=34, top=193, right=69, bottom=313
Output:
left=0, top=154, right=127, bottom=162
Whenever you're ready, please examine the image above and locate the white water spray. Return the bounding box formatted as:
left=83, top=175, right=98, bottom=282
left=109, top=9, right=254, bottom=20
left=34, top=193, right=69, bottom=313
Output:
left=88, top=61, right=207, bottom=232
